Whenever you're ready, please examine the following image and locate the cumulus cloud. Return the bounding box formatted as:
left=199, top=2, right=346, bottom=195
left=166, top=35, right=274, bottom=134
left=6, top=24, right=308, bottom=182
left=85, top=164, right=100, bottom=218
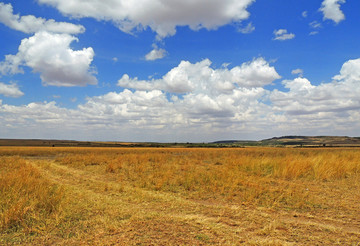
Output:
left=0, top=2, right=84, bottom=34
left=0, top=31, right=97, bottom=87
left=231, top=58, right=281, bottom=87
left=273, top=29, right=295, bottom=41
left=2, top=57, right=360, bottom=141
left=0, top=3, right=94, bottom=87
left=333, top=58, right=360, bottom=82
left=271, top=58, right=360, bottom=116
left=145, top=46, right=167, bottom=61
left=37, top=0, right=255, bottom=38
left=118, top=58, right=281, bottom=94
left=320, top=0, right=346, bottom=24
left=69, top=57, right=280, bottom=138
left=0, top=82, right=24, bottom=97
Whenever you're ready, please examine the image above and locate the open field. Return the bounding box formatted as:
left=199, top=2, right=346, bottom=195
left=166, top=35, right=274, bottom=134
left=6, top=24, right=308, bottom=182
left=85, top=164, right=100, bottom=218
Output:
left=1, top=147, right=360, bottom=245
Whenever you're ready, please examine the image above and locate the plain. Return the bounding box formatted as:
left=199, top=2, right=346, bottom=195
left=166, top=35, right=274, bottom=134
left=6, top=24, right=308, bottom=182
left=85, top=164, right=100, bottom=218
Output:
left=1, top=147, right=359, bottom=245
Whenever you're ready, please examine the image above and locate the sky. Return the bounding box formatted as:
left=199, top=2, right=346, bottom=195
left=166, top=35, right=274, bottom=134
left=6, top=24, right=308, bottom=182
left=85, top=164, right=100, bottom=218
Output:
left=0, top=0, right=360, bottom=142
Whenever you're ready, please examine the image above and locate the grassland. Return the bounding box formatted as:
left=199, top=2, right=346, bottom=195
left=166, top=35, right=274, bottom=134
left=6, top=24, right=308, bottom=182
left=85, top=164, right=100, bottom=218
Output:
left=1, top=147, right=360, bottom=245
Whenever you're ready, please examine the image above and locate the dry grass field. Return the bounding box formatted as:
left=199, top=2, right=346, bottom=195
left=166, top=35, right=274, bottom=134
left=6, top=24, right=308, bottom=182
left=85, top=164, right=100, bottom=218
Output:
left=1, top=147, right=360, bottom=245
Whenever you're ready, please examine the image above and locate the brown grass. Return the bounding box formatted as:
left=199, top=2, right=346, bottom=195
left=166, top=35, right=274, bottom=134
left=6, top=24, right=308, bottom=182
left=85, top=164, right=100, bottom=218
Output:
left=1, top=147, right=360, bottom=245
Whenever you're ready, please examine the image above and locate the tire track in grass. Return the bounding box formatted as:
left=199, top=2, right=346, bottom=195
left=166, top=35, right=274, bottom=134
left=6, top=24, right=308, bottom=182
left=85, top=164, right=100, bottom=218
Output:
left=30, top=159, right=254, bottom=244
left=29, top=158, right=360, bottom=245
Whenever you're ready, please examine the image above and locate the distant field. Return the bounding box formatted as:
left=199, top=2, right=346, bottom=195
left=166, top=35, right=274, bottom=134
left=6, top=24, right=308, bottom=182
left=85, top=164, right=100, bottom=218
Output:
left=1, top=147, right=360, bottom=245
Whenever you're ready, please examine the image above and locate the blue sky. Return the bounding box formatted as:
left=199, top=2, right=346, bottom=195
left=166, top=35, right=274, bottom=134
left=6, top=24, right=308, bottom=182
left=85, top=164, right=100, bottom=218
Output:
left=0, top=0, right=360, bottom=142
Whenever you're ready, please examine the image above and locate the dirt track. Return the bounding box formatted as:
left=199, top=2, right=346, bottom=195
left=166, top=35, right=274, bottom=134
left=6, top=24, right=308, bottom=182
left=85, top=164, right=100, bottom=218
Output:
left=25, top=157, right=360, bottom=245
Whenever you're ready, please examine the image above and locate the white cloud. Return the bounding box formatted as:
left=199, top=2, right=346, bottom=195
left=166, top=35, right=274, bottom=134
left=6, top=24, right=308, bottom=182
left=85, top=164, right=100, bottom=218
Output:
left=238, top=22, right=255, bottom=34
left=308, top=21, right=322, bottom=35
left=302, top=11, right=308, bottom=18
left=0, top=82, right=24, bottom=97
left=231, top=58, right=281, bottom=87
left=333, top=58, right=360, bottom=82
left=291, top=69, right=304, bottom=77
left=145, top=47, right=167, bottom=61
left=2, top=57, right=360, bottom=142
left=0, top=2, right=84, bottom=34
left=283, top=77, right=315, bottom=92
left=273, top=29, right=295, bottom=41
left=309, top=21, right=322, bottom=29
left=320, top=0, right=346, bottom=24
left=271, top=58, right=360, bottom=116
left=118, top=58, right=281, bottom=93
left=0, top=53, right=23, bottom=75
left=118, top=74, right=156, bottom=92
left=37, top=0, right=255, bottom=38
left=0, top=31, right=97, bottom=87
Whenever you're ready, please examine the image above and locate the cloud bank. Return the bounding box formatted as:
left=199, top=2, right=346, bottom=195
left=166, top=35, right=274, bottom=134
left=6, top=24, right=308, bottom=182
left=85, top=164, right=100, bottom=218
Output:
left=2, top=57, right=360, bottom=141
left=118, top=58, right=280, bottom=93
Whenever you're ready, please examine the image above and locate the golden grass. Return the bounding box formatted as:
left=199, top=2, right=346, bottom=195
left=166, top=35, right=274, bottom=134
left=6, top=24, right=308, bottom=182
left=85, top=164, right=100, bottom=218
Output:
left=0, top=156, right=64, bottom=236
left=52, top=147, right=360, bottom=207
left=1, top=147, right=360, bottom=245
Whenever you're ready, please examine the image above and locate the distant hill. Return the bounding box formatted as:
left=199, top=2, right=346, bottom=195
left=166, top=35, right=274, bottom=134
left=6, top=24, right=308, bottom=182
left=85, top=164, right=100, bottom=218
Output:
left=0, top=139, right=130, bottom=147
left=212, top=140, right=256, bottom=144
left=1, top=136, right=360, bottom=147
left=260, top=136, right=360, bottom=147
left=213, top=136, right=360, bottom=147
